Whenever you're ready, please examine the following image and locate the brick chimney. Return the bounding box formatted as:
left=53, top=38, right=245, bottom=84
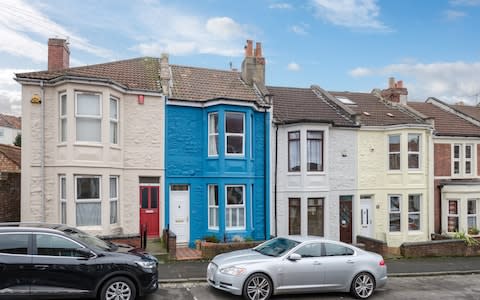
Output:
left=48, top=38, right=70, bottom=71
left=241, top=40, right=265, bottom=86
left=381, top=77, right=408, bottom=104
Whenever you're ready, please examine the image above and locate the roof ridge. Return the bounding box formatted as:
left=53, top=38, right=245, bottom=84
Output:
left=171, top=64, right=240, bottom=74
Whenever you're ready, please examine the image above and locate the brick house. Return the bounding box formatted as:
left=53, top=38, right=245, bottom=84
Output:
left=409, top=98, right=480, bottom=235
left=0, top=114, right=21, bottom=145
left=0, top=144, right=21, bottom=221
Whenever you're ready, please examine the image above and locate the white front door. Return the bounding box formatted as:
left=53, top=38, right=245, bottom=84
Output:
left=360, top=196, right=373, bottom=238
left=169, top=185, right=190, bottom=244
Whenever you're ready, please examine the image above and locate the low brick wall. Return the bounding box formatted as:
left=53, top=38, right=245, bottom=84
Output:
left=201, top=241, right=263, bottom=259
left=356, top=235, right=389, bottom=256
left=400, top=239, right=480, bottom=257
left=0, top=173, right=20, bottom=222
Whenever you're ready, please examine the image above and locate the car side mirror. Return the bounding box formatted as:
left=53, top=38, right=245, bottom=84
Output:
left=288, top=253, right=301, bottom=261
left=76, top=248, right=94, bottom=258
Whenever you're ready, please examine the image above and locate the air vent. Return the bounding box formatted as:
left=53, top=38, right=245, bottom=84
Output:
left=363, top=112, right=371, bottom=116
left=387, top=113, right=394, bottom=117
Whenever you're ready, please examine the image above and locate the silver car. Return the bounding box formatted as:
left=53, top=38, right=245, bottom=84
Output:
left=207, top=236, right=387, bottom=300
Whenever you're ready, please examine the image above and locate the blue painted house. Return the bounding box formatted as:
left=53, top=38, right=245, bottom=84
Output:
left=163, top=41, right=271, bottom=246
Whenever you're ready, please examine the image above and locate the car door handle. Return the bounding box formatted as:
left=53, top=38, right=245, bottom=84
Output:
left=313, top=261, right=322, bottom=265
left=346, top=260, right=355, bottom=264
left=34, top=265, right=49, bottom=270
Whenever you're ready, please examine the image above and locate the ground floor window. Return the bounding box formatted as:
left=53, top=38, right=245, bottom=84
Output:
left=226, top=185, right=245, bottom=230
left=468, top=199, right=479, bottom=232
left=75, top=176, right=101, bottom=226
left=408, top=194, right=421, bottom=231
left=389, top=195, right=401, bottom=232
left=208, top=185, right=219, bottom=229
left=447, top=200, right=459, bottom=232
left=59, top=175, right=66, bottom=224
left=109, top=176, right=119, bottom=224
left=289, top=198, right=301, bottom=235
left=307, top=198, right=324, bottom=236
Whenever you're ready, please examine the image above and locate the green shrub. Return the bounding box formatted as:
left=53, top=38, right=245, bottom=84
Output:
left=204, top=235, right=220, bottom=243
left=453, top=231, right=480, bottom=246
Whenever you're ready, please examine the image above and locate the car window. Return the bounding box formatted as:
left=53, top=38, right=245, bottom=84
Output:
left=294, top=243, right=321, bottom=258
left=254, top=237, right=300, bottom=257
left=0, top=233, right=29, bottom=255
left=323, top=243, right=354, bottom=256
left=35, top=234, right=85, bottom=257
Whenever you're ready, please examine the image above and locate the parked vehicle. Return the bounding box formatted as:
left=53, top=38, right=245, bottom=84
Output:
left=207, top=236, right=387, bottom=300
left=0, top=222, right=158, bottom=300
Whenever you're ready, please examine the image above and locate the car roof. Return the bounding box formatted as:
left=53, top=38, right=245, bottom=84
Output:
left=0, top=222, right=72, bottom=234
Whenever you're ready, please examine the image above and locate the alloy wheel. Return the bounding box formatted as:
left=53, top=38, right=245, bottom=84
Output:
left=245, top=275, right=271, bottom=300
left=105, top=281, right=132, bottom=300
left=353, top=273, right=374, bottom=299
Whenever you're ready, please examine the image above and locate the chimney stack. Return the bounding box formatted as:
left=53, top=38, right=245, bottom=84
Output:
left=381, top=77, right=408, bottom=104
left=159, top=53, right=171, bottom=95
left=48, top=38, right=70, bottom=71
left=241, top=40, right=265, bottom=86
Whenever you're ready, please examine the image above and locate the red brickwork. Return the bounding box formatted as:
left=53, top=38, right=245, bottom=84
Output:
left=48, top=38, right=70, bottom=71
left=0, top=173, right=20, bottom=222
left=434, top=143, right=451, bottom=176
left=0, top=152, right=20, bottom=172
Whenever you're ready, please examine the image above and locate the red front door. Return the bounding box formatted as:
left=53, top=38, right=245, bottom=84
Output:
left=139, top=186, right=160, bottom=237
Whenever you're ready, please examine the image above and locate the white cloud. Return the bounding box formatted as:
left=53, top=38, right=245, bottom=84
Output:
left=0, top=69, right=31, bottom=116
left=289, top=23, right=309, bottom=35
left=348, top=61, right=480, bottom=104
left=445, top=9, right=467, bottom=20
left=0, top=0, right=113, bottom=62
left=269, top=3, right=293, bottom=9
left=450, top=0, right=480, bottom=5
left=131, top=3, right=250, bottom=57
left=311, top=0, right=390, bottom=31
left=287, top=62, right=301, bottom=71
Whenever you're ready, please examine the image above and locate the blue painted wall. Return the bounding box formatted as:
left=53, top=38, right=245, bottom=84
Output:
left=165, top=103, right=270, bottom=246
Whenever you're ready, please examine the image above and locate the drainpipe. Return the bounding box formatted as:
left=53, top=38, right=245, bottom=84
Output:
left=274, top=125, right=278, bottom=237
left=264, top=108, right=268, bottom=240
left=40, top=80, right=46, bottom=222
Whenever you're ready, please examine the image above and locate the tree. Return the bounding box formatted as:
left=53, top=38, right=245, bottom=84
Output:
left=13, top=133, right=21, bottom=147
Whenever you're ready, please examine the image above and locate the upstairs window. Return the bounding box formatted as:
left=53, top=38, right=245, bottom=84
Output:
left=208, top=113, right=219, bottom=156
left=75, top=93, right=101, bottom=142
left=307, top=131, right=323, bottom=172
left=388, top=135, right=401, bottom=170
left=408, top=134, right=420, bottom=169
left=225, top=112, right=244, bottom=155
left=288, top=131, right=300, bottom=172
left=453, top=144, right=461, bottom=175
left=59, top=93, right=67, bottom=142
left=453, top=144, right=475, bottom=176
left=109, top=97, right=118, bottom=144
left=465, top=144, right=473, bottom=175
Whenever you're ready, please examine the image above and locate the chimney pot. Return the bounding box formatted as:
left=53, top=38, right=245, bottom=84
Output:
left=245, top=40, right=253, bottom=57
left=397, top=80, right=403, bottom=88
left=255, top=42, right=262, bottom=57
left=48, top=38, right=70, bottom=71
left=388, top=77, right=395, bottom=88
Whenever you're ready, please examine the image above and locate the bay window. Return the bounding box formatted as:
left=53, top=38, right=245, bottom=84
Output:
left=389, top=135, right=401, bottom=170
left=208, top=113, right=219, bottom=156
left=75, top=176, right=101, bottom=226
left=109, top=176, right=118, bottom=224
left=225, top=112, right=244, bottom=155
left=389, top=195, right=401, bottom=232
left=110, top=97, right=118, bottom=144
left=307, top=131, right=323, bottom=171
left=60, top=175, right=66, bottom=224
left=468, top=199, right=478, bottom=232
left=408, top=134, right=420, bottom=169
left=447, top=200, right=459, bottom=232
left=59, top=93, right=67, bottom=142
left=75, top=93, right=101, bottom=142
left=208, top=185, right=219, bottom=229
left=289, top=198, right=301, bottom=235
left=288, top=131, right=300, bottom=172
left=408, top=194, right=421, bottom=231
left=226, top=185, right=245, bottom=229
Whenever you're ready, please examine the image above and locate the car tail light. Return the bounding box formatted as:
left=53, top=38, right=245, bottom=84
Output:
left=379, top=259, right=385, bottom=266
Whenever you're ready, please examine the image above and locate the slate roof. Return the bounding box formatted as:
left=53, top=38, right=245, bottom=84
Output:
left=451, top=104, right=480, bottom=123
left=408, top=102, right=480, bottom=137
left=15, top=57, right=162, bottom=92
left=0, top=114, right=21, bottom=129
left=169, top=65, right=261, bottom=103
left=0, top=144, right=21, bottom=167
left=268, top=86, right=357, bottom=127
left=327, top=91, right=426, bottom=126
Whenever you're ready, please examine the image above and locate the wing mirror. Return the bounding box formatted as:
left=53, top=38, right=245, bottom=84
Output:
left=76, top=248, right=95, bottom=258
left=288, top=253, right=302, bottom=261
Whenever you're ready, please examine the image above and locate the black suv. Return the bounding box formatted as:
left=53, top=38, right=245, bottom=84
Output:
left=0, top=223, right=158, bottom=300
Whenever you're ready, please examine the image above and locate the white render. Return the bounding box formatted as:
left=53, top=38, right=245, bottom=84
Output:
left=272, top=123, right=357, bottom=241
left=20, top=81, right=165, bottom=236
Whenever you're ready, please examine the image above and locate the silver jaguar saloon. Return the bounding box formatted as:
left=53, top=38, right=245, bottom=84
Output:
left=207, top=236, right=387, bottom=300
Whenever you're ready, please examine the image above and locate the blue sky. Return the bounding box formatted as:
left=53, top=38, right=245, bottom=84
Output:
left=1, top=0, right=480, bottom=115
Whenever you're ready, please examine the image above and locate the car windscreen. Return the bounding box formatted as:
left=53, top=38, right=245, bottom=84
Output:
left=59, top=227, right=115, bottom=252
left=253, top=237, right=300, bottom=257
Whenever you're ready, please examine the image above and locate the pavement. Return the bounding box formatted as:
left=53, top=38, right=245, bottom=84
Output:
left=157, top=256, right=480, bottom=283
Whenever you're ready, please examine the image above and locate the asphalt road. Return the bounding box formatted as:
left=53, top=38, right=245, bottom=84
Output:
left=142, top=274, right=480, bottom=300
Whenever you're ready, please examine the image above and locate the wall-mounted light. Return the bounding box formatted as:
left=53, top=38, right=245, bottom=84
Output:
left=138, top=95, right=144, bottom=105
left=31, top=94, right=41, bottom=104
left=341, top=150, right=347, bottom=157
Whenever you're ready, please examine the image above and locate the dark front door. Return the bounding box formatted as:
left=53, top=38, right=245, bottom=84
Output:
left=339, top=196, right=353, bottom=244
left=140, top=186, right=160, bottom=237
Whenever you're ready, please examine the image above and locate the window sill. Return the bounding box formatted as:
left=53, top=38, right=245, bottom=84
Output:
left=225, top=155, right=246, bottom=160
left=407, top=169, right=423, bottom=174
left=74, top=142, right=103, bottom=148
left=109, top=145, right=121, bottom=150
left=306, top=171, right=326, bottom=176
left=57, top=143, right=67, bottom=147
left=226, top=228, right=246, bottom=232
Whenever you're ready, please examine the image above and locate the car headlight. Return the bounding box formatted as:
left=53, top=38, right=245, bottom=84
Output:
left=135, top=260, right=157, bottom=269
left=219, top=266, right=246, bottom=276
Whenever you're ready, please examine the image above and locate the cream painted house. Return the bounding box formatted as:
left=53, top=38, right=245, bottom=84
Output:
left=15, top=39, right=167, bottom=237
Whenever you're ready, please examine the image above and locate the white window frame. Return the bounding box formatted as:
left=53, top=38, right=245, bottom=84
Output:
left=75, top=175, right=101, bottom=226
left=288, top=131, right=301, bottom=172
left=75, top=92, right=102, bottom=143
left=465, top=144, right=473, bottom=175
left=208, top=112, right=219, bottom=156
left=208, top=185, right=219, bottom=230
left=407, top=134, right=420, bottom=170
left=59, top=175, right=66, bottom=224
left=109, top=96, right=119, bottom=145
left=447, top=199, right=459, bottom=233
left=225, top=185, right=245, bottom=230
left=250, top=114, right=254, bottom=159
left=408, top=194, right=421, bottom=231
left=109, top=176, right=119, bottom=224
left=389, top=195, right=401, bottom=232
left=468, top=199, right=478, bottom=232
left=59, top=92, right=67, bottom=143
left=388, top=135, right=401, bottom=171
left=306, top=130, right=324, bottom=172
left=225, top=112, right=245, bottom=156
left=453, top=144, right=461, bottom=175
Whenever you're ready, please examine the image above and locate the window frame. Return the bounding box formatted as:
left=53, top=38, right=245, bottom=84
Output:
left=307, top=197, right=324, bottom=236
left=288, top=197, right=301, bottom=235
left=59, top=92, right=67, bottom=143
left=60, top=175, right=67, bottom=224
left=74, top=175, right=102, bottom=227
left=225, top=112, right=245, bottom=156
left=407, top=134, right=420, bottom=170
left=465, top=144, right=473, bottom=175
left=75, top=91, right=102, bottom=143
left=288, top=131, right=301, bottom=172
left=208, top=112, right=219, bottom=156
left=109, top=176, right=119, bottom=225
left=468, top=199, right=478, bottom=232
left=225, top=185, right=246, bottom=230
left=389, top=195, right=401, bottom=232
left=34, top=233, right=86, bottom=258
left=306, top=130, right=324, bottom=172
left=109, top=96, right=119, bottom=145
left=388, top=134, right=401, bottom=171
left=453, top=144, right=461, bottom=175
left=447, top=199, right=459, bottom=233
left=408, top=194, right=421, bottom=231
left=208, top=185, right=219, bottom=230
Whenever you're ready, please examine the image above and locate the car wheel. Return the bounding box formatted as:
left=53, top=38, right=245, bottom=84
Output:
left=100, top=276, right=136, bottom=300
left=351, top=272, right=375, bottom=299
left=243, top=273, right=273, bottom=300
